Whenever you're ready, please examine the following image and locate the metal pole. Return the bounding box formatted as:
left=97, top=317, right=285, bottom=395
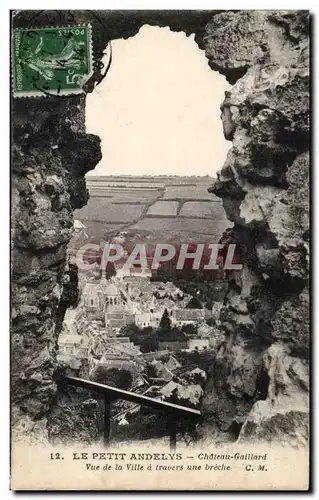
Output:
left=104, top=397, right=111, bottom=447
left=168, top=414, right=177, bottom=452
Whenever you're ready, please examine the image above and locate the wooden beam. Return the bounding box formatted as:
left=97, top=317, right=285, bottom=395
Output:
left=167, top=414, right=177, bottom=452
left=104, top=397, right=111, bottom=447
left=61, top=376, right=201, bottom=417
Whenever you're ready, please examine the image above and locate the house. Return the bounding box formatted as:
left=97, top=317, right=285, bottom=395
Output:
left=135, top=310, right=162, bottom=329
left=158, top=340, right=188, bottom=351
left=135, top=312, right=152, bottom=329
left=203, top=308, right=213, bottom=320
left=58, top=333, right=88, bottom=357
left=82, top=281, right=105, bottom=319
left=165, top=355, right=181, bottom=371
left=212, top=302, right=223, bottom=320
left=74, top=219, right=86, bottom=233
left=160, top=381, right=203, bottom=406
left=159, top=380, right=178, bottom=399
left=131, top=374, right=149, bottom=390
left=123, top=275, right=152, bottom=301
left=172, top=309, right=205, bottom=327
left=117, top=265, right=152, bottom=280
left=142, top=350, right=170, bottom=363
left=67, top=220, right=89, bottom=256
left=198, top=323, right=215, bottom=338
left=98, top=345, right=141, bottom=372
left=118, top=417, right=129, bottom=426
left=87, top=322, right=108, bottom=339
left=98, top=356, right=134, bottom=371
left=151, top=282, right=184, bottom=300
left=148, top=310, right=163, bottom=328
left=105, top=304, right=131, bottom=334
left=111, top=342, right=142, bottom=358
left=187, top=338, right=209, bottom=351
left=105, top=336, right=132, bottom=345
left=150, top=360, right=174, bottom=382
left=103, top=281, right=123, bottom=306
left=158, top=298, right=176, bottom=311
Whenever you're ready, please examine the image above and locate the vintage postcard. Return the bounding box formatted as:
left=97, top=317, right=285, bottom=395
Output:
left=10, top=9, right=310, bottom=491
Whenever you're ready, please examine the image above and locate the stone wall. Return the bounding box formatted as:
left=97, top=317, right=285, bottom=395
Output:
left=202, top=11, right=309, bottom=446
left=11, top=10, right=309, bottom=445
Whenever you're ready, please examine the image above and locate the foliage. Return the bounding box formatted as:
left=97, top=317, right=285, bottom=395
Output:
left=181, top=323, right=198, bottom=336
left=157, top=327, right=186, bottom=342
left=159, top=308, right=172, bottom=331
left=206, top=317, right=216, bottom=327
left=205, top=299, right=213, bottom=310
left=91, top=366, right=133, bottom=390
left=186, top=296, right=203, bottom=309
left=104, top=261, right=116, bottom=280
left=119, top=323, right=158, bottom=353
left=174, top=278, right=228, bottom=303
left=119, top=320, right=187, bottom=352
left=112, top=411, right=168, bottom=442
left=118, top=323, right=141, bottom=338
left=150, top=267, right=170, bottom=283
left=139, top=334, right=159, bottom=353
left=145, top=363, right=158, bottom=379
left=174, top=349, right=216, bottom=377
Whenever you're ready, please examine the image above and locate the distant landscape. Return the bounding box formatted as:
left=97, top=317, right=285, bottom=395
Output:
left=75, top=175, right=232, bottom=243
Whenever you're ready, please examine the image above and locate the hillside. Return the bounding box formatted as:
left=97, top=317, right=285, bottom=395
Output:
left=74, top=175, right=232, bottom=243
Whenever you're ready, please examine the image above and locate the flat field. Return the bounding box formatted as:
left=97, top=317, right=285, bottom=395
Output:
left=147, top=201, right=179, bottom=216
left=74, top=175, right=231, bottom=242
left=179, top=201, right=220, bottom=218
left=162, top=185, right=218, bottom=201
left=75, top=199, right=145, bottom=223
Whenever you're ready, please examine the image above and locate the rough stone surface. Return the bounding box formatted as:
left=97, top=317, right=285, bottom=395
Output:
left=11, top=95, right=101, bottom=438
left=11, top=10, right=309, bottom=446
left=48, top=362, right=104, bottom=445
left=202, top=10, right=309, bottom=445
left=238, top=344, right=309, bottom=446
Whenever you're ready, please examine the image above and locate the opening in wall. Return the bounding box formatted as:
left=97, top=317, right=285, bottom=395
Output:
left=61, top=25, right=237, bottom=447
left=74, top=25, right=232, bottom=251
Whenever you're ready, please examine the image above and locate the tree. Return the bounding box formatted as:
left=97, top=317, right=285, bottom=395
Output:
left=150, top=267, right=170, bottom=283
left=91, top=366, right=133, bottom=390
left=182, top=324, right=198, bottom=336
left=206, top=317, right=216, bottom=327
left=104, top=261, right=116, bottom=280
left=205, top=299, right=213, bottom=310
left=139, top=334, right=159, bottom=353
left=158, top=326, right=186, bottom=342
left=119, top=324, right=158, bottom=353
left=145, top=363, right=158, bottom=379
left=186, top=296, right=203, bottom=309
left=159, top=308, right=171, bottom=331
left=118, top=323, right=141, bottom=339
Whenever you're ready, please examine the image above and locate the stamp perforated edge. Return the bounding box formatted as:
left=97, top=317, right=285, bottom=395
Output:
left=12, top=24, right=94, bottom=98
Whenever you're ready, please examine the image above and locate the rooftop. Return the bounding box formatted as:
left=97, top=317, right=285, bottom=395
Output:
left=74, top=220, right=86, bottom=230
left=82, top=282, right=103, bottom=294
left=58, top=334, right=85, bottom=345
left=173, top=309, right=205, bottom=321
left=104, top=282, right=120, bottom=296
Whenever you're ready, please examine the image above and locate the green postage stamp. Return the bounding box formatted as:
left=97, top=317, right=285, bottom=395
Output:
left=12, top=25, right=93, bottom=97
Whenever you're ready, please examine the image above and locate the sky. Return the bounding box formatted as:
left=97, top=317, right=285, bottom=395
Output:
left=86, top=25, right=231, bottom=177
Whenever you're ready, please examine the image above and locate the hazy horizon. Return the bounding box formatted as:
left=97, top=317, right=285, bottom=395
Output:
left=86, top=173, right=217, bottom=178
left=86, top=25, right=231, bottom=177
